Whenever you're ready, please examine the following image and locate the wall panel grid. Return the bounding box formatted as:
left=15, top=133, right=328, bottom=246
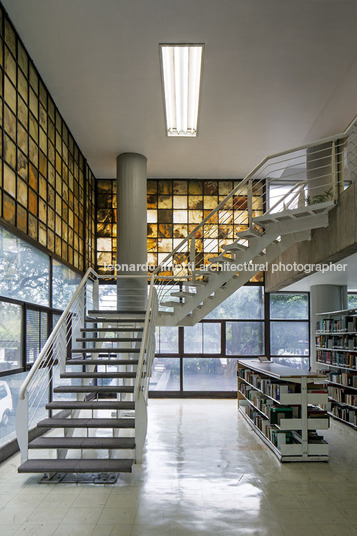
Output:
left=0, top=6, right=96, bottom=272
left=96, top=178, right=264, bottom=281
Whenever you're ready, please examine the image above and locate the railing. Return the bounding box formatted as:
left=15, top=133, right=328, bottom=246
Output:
left=16, top=270, right=158, bottom=465
left=153, top=120, right=357, bottom=310
left=16, top=267, right=99, bottom=463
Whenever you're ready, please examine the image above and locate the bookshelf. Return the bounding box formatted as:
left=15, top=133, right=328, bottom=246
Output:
left=237, top=359, right=329, bottom=462
left=316, top=308, right=357, bottom=430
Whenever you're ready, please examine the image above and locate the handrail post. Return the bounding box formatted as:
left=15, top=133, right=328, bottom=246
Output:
left=332, top=140, right=338, bottom=203
left=189, top=237, right=196, bottom=281
left=15, top=391, right=28, bottom=464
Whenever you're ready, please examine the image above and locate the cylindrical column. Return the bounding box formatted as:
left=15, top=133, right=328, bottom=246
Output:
left=116, top=153, right=147, bottom=310
left=310, top=284, right=347, bottom=371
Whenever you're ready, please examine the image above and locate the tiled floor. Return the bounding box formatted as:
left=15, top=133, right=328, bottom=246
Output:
left=1, top=399, right=357, bottom=536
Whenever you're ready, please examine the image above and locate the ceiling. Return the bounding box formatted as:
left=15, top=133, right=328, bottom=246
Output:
left=4, top=0, right=357, bottom=179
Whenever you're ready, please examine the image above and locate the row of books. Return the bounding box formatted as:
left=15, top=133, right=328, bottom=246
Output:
left=327, top=371, right=357, bottom=388
left=316, top=316, right=357, bottom=333
left=238, top=369, right=298, bottom=400
left=330, top=405, right=357, bottom=426
left=242, top=405, right=297, bottom=448
left=328, top=386, right=357, bottom=407
left=317, top=350, right=357, bottom=369
left=316, top=334, right=357, bottom=351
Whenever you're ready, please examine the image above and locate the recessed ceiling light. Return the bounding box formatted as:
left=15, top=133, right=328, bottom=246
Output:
left=160, top=44, right=203, bottom=137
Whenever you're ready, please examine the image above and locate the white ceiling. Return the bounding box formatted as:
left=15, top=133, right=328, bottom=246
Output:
left=4, top=0, right=357, bottom=179
left=284, top=252, right=357, bottom=292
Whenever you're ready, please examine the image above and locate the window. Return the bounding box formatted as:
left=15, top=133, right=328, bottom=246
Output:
left=206, top=286, right=264, bottom=320
left=348, top=293, right=357, bottom=308
left=226, top=321, right=264, bottom=355
left=26, top=309, right=48, bottom=365
left=52, top=259, right=81, bottom=310
left=0, top=225, right=50, bottom=306
left=0, top=301, right=22, bottom=372
left=269, top=293, right=309, bottom=358
left=156, top=327, right=179, bottom=354
left=150, top=358, right=180, bottom=391
left=183, top=358, right=237, bottom=391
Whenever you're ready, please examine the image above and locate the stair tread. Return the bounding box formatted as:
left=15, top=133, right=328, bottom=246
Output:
left=29, top=437, right=135, bottom=449
left=72, top=348, right=140, bottom=353
left=182, top=281, right=206, bottom=287
left=18, top=458, right=133, bottom=474
left=88, top=310, right=146, bottom=315
left=46, top=401, right=135, bottom=410
left=85, top=318, right=144, bottom=323
left=76, top=338, right=141, bottom=342
left=61, top=372, right=136, bottom=379
left=208, top=255, right=235, bottom=263
left=67, top=359, right=139, bottom=365
left=54, top=386, right=134, bottom=393
left=171, top=291, right=195, bottom=297
left=221, top=242, right=248, bottom=251
left=80, top=328, right=144, bottom=332
left=37, top=418, right=135, bottom=428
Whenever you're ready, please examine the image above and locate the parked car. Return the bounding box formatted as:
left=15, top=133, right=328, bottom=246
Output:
left=0, top=381, right=13, bottom=427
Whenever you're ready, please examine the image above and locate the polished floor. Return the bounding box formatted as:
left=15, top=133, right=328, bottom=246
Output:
left=0, top=399, right=357, bottom=536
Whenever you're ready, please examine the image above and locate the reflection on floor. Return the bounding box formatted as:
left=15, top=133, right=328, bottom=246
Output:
left=0, top=399, right=357, bottom=535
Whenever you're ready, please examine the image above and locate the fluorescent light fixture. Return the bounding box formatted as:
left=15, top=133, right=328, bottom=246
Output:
left=160, top=44, right=203, bottom=137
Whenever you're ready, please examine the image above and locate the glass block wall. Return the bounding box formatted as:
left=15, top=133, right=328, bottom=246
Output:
left=0, top=6, right=96, bottom=272
left=96, top=178, right=264, bottom=280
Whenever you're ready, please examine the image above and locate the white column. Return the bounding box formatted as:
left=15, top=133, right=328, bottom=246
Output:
left=310, top=284, right=347, bottom=370
left=116, top=153, right=147, bottom=310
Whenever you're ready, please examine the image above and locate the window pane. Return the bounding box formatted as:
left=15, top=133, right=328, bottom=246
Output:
left=52, top=259, right=81, bottom=310
left=0, top=371, right=27, bottom=447
left=348, top=293, right=357, bottom=308
left=203, top=323, right=221, bottom=354
left=99, top=285, right=117, bottom=309
left=157, top=327, right=179, bottom=354
left=226, top=321, right=264, bottom=355
left=206, top=286, right=264, bottom=319
left=183, top=357, right=237, bottom=391
left=0, top=301, right=22, bottom=371
left=270, top=293, right=308, bottom=320
left=40, top=312, right=48, bottom=350
left=271, top=357, right=310, bottom=370
left=150, top=357, right=180, bottom=391
left=0, top=224, right=50, bottom=306
left=270, top=321, right=309, bottom=356
left=26, top=309, right=40, bottom=365
left=184, top=324, right=202, bottom=353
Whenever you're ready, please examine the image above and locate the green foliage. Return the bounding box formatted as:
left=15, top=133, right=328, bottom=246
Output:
left=306, top=187, right=333, bottom=206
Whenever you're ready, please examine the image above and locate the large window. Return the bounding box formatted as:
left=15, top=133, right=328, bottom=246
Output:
left=269, top=293, right=309, bottom=358
left=0, top=225, right=50, bottom=306
left=0, top=301, right=22, bottom=372
left=52, top=259, right=81, bottom=310
left=151, top=288, right=310, bottom=395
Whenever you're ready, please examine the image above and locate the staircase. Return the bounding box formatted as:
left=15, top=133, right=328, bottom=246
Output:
left=16, top=277, right=157, bottom=481
left=16, top=118, right=357, bottom=478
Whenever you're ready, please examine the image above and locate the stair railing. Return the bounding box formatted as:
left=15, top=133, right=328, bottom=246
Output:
left=153, top=120, right=355, bottom=311
left=16, top=268, right=99, bottom=464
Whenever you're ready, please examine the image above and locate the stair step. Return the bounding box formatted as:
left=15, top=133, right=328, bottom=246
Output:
left=61, top=372, right=137, bottom=379
left=194, top=269, right=219, bottom=276
left=76, top=338, right=141, bottom=343
left=46, top=401, right=135, bottom=410
left=183, top=280, right=206, bottom=287
left=71, top=348, right=140, bottom=354
left=37, top=418, right=135, bottom=428
left=54, top=386, right=134, bottom=394
left=67, top=359, right=138, bottom=366
left=236, top=229, right=262, bottom=239
left=81, top=328, right=144, bottom=333
left=161, top=301, right=182, bottom=308
left=85, top=318, right=144, bottom=324
left=29, top=437, right=135, bottom=450
left=170, top=291, right=196, bottom=297
left=88, top=310, right=146, bottom=315
left=221, top=242, right=248, bottom=252
left=18, top=458, right=133, bottom=474
left=208, top=255, right=235, bottom=264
